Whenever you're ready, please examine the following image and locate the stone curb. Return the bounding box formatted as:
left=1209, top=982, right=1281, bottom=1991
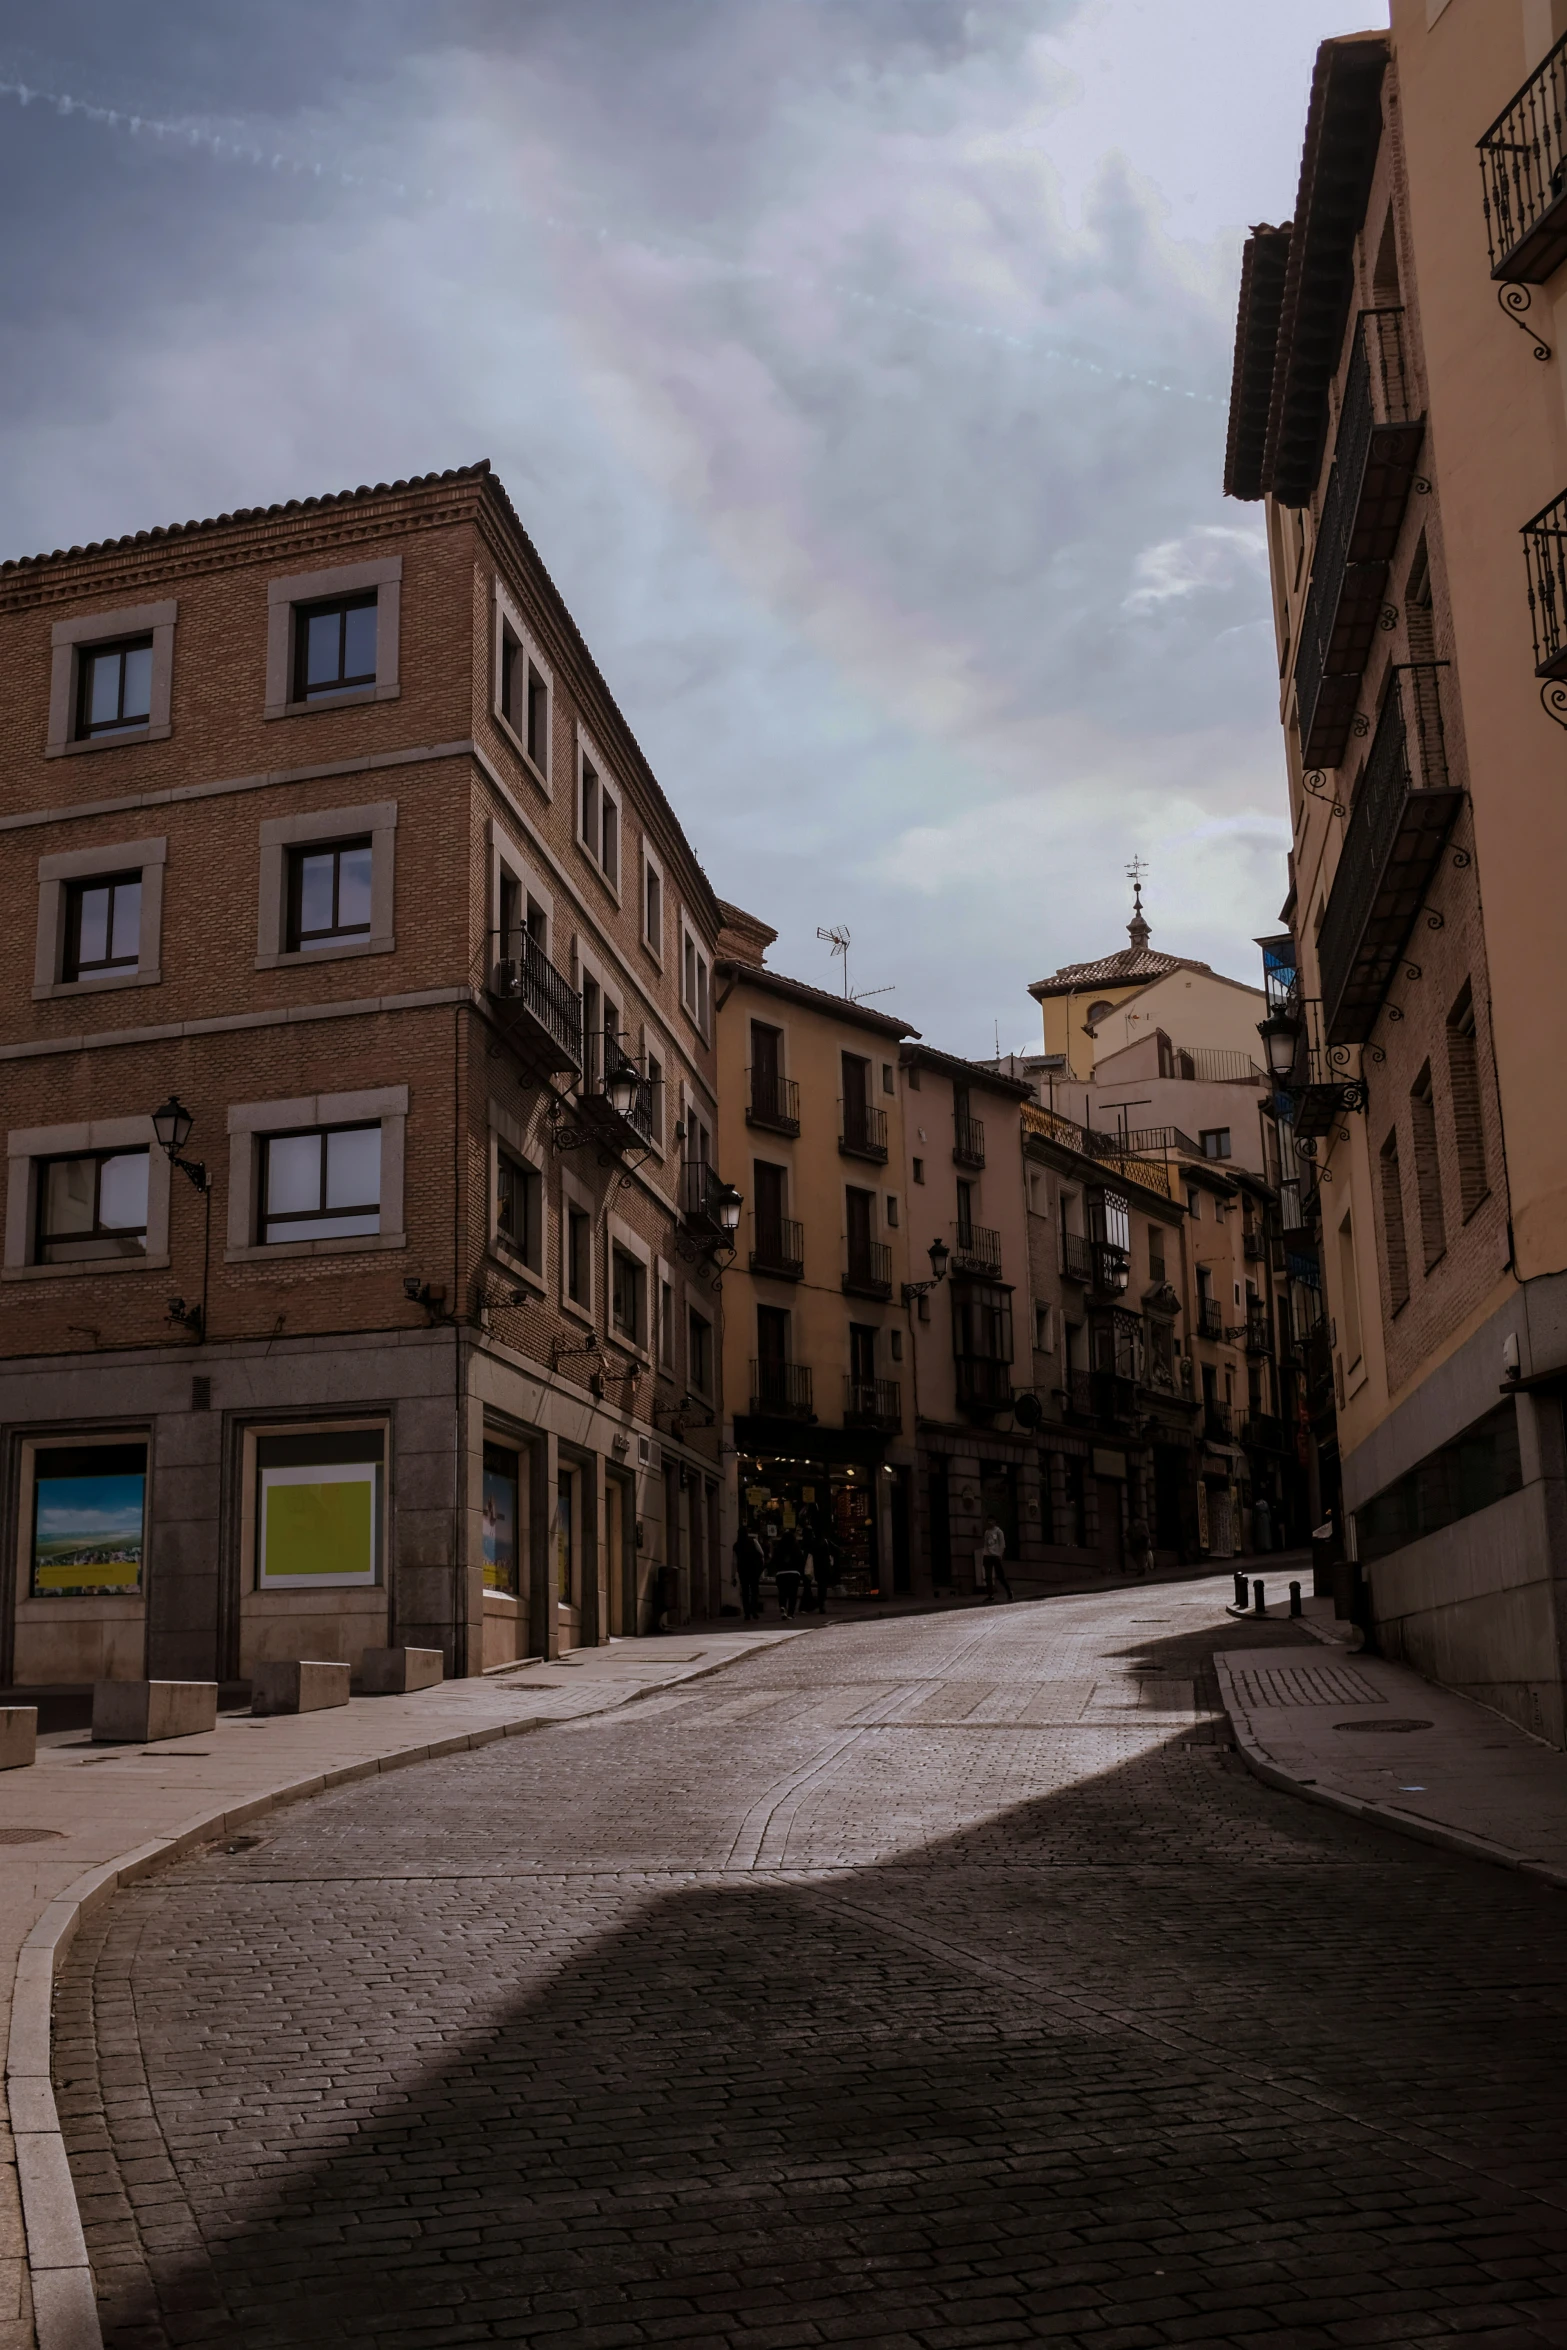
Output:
left=3, top=1708, right=558, bottom=2350
left=1213, top=1652, right=1567, bottom=1894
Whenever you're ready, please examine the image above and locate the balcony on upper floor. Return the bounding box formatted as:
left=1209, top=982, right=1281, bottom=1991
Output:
left=1479, top=34, right=1567, bottom=283
left=1523, top=486, right=1567, bottom=681
left=749, top=1359, right=814, bottom=1420
left=488, top=931, right=583, bottom=1076
left=956, top=1357, right=1016, bottom=1416
left=1317, top=664, right=1464, bottom=1046
left=1197, top=1296, right=1224, bottom=1343
left=838, top=1100, right=888, bottom=1165
left=1060, top=1230, right=1093, bottom=1283
left=749, top=1215, right=805, bottom=1283
left=844, top=1376, right=901, bottom=1434
left=1293, top=308, right=1426, bottom=772
left=953, top=1110, right=986, bottom=1169
left=951, top=1219, right=1002, bottom=1279
left=746, top=1068, right=801, bottom=1138
left=842, top=1237, right=893, bottom=1302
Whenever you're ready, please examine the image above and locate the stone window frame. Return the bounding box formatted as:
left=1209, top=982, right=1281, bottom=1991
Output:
left=575, top=724, right=622, bottom=905
left=492, top=579, right=553, bottom=797
left=263, top=555, right=402, bottom=721
left=225, top=1085, right=408, bottom=1264
left=679, top=909, right=711, bottom=1041
left=558, top=1163, right=596, bottom=1330
left=489, top=820, right=556, bottom=968
left=256, top=800, right=397, bottom=971
left=4, top=1114, right=172, bottom=1284
left=638, top=1021, right=667, bottom=1161
left=12, top=1426, right=153, bottom=1617
left=33, top=834, right=166, bottom=1002
left=605, top=1211, right=653, bottom=1366
left=488, top=1096, right=548, bottom=1298
left=46, top=599, right=177, bottom=758
left=640, top=839, right=665, bottom=967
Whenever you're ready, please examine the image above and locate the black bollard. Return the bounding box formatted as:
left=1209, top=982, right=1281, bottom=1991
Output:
left=1289, top=1580, right=1302, bottom=1617
left=1252, top=1578, right=1266, bottom=1614
left=1234, top=1570, right=1248, bottom=1608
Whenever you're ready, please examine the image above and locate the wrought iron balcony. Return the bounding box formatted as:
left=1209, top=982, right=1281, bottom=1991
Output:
left=1240, top=1412, right=1292, bottom=1455
left=1295, top=309, right=1425, bottom=770
left=488, top=932, right=583, bottom=1074
left=844, top=1375, right=901, bottom=1432
left=1203, top=1398, right=1233, bottom=1444
left=749, top=1216, right=805, bottom=1282
left=1479, top=33, right=1567, bottom=281
left=951, top=1220, right=1001, bottom=1278
left=1318, top=664, right=1464, bottom=1045
left=1197, top=1297, right=1224, bottom=1342
left=1060, top=1230, right=1093, bottom=1282
left=1063, top=1367, right=1136, bottom=1427
left=1523, top=486, right=1567, bottom=680
left=1244, top=1305, right=1274, bottom=1357
left=953, top=1111, right=986, bottom=1169
left=749, top=1359, right=814, bottom=1419
left=1243, top=1231, right=1266, bottom=1261
left=746, top=1068, right=800, bottom=1137
left=956, top=1357, right=1016, bottom=1414
left=842, top=1239, right=893, bottom=1301
left=838, top=1101, right=889, bottom=1164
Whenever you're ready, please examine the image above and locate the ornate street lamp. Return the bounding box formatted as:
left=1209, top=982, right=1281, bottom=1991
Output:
left=1257, top=1008, right=1301, bottom=1085
left=151, top=1095, right=210, bottom=1192
left=715, top=1182, right=743, bottom=1236
left=604, top=1058, right=641, bottom=1120
left=902, top=1236, right=949, bottom=1307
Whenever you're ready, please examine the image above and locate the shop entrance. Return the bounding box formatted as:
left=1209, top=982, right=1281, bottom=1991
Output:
left=739, top=1451, right=882, bottom=1597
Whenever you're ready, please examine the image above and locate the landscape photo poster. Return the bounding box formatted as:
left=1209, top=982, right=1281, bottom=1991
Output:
left=32, top=1445, right=147, bottom=1596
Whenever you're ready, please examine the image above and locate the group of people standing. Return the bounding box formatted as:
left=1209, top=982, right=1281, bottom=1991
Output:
left=733, top=1508, right=839, bottom=1621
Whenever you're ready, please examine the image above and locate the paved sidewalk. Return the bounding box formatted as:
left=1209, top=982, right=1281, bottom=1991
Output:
left=0, top=1625, right=800, bottom=2350
left=1218, top=1641, right=1567, bottom=1886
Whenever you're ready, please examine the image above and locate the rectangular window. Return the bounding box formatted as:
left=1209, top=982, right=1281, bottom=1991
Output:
left=1034, top=1303, right=1054, bottom=1351
left=499, top=617, right=551, bottom=777
left=260, top=1125, right=380, bottom=1244
left=499, top=622, right=524, bottom=731
left=912, top=1157, right=925, bottom=1184
left=1148, top=1225, right=1166, bottom=1283
left=645, top=1053, right=664, bottom=1148
left=31, top=1439, right=147, bottom=1596
left=527, top=665, right=549, bottom=771
left=496, top=1150, right=542, bottom=1271
left=62, top=872, right=142, bottom=981
left=1410, top=1064, right=1446, bottom=1271
left=1447, top=982, right=1488, bottom=1220
left=681, top=927, right=710, bottom=1031
left=644, top=859, right=663, bottom=953
left=580, top=757, right=599, bottom=855
left=35, top=1149, right=149, bottom=1264
left=567, top=1204, right=591, bottom=1305
left=293, top=594, right=377, bottom=702
left=689, top=1307, right=714, bottom=1395
left=1200, top=1128, right=1231, bottom=1161
left=256, top=1428, right=383, bottom=1589
left=660, top=1276, right=675, bottom=1367
left=287, top=838, right=373, bottom=951
left=1337, top=1211, right=1362, bottom=1371
left=611, top=1246, right=647, bottom=1346
left=1379, top=1130, right=1409, bottom=1313
left=889, top=1327, right=903, bottom=1361
left=77, top=637, right=153, bottom=739
left=482, top=1440, right=521, bottom=1596
left=881, top=1063, right=895, bottom=1096
left=601, top=793, right=619, bottom=891
left=885, top=1194, right=900, bottom=1228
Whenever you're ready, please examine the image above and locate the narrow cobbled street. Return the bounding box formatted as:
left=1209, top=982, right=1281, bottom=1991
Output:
left=56, top=1582, right=1567, bottom=2350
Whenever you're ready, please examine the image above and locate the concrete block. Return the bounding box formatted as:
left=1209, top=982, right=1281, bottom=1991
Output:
left=251, top=1659, right=352, bottom=1716
left=359, top=1645, right=444, bottom=1695
left=91, top=1679, right=217, bottom=1744
left=0, top=1708, right=37, bottom=1770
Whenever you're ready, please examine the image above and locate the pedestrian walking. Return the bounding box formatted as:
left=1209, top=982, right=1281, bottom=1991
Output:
left=979, top=1516, right=1013, bottom=1603
left=733, top=1524, right=766, bottom=1622
left=1251, top=1495, right=1273, bottom=1556
left=772, top=1527, right=804, bottom=1619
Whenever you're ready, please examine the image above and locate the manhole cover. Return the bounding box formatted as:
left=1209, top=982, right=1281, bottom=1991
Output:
left=1333, top=1718, right=1434, bottom=1734
left=0, top=1827, right=66, bottom=1844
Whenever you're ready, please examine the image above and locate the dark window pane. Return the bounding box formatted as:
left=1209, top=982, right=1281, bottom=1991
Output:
left=120, top=643, right=153, bottom=721
left=336, top=845, right=373, bottom=932
left=343, top=601, right=377, bottom=682
left=305, top=609, right=342, bottom=690
left=76, top=885, right=112, bottom=968
left=108, top=879, right=142, bottom=963
left=88, top=651, right=122, bottom=729
left=296, top=851, right=337, bottom=939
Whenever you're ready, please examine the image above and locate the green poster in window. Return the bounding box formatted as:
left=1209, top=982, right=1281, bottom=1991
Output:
left=260, top=1463, right=377, bottom=1586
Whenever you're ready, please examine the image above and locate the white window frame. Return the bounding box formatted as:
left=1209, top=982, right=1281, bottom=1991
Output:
left=559, top=1164, right=596, bottom=1327
left=256, top=800, right=397, bottom=970
left=640, top=842, right=665, bottom=965
left=225, top=1086, right=408, bottom=1263
left=576, top=727, right=621, bottom=901
left=263, top=555, right=401, bottom=721
left=488, top=1099, right=548, bottom=1292
left=606, top=1212, right=652, bottom=1363
left=4, top=1116, right=171, bottom=1283
left=492, top=580, right=553, bottom=794
left=46, top=599, right=177, bottom=758
left=679, top=913, right=711, bottom=1038
left=33, top=835, right=166, bottom=1000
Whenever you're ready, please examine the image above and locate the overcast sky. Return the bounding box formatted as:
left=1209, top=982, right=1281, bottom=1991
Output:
left=0, top=0, right=1386, bottom=1056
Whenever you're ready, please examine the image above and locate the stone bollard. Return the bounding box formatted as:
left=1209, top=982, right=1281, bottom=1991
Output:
left=252, top=1660, right=352, bottom=1717
left=359, top=1646, right=444, bottom=1695
left=93, top=1680, right=217, bottom=1744
left=1252, top=1579, right=1266, bottom=1615
left=1289, top=1580, right=1303, bottom=1618
left=0, top=1708, right=38, bottom=1770
left=1233, top=1570, right=1248, bottom=1609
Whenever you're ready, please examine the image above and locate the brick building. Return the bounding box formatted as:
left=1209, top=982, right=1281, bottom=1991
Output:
left=0, top=462, right=728, bottom=1695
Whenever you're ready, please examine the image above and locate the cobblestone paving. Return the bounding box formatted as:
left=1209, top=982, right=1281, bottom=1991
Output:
left=54, top=1583, right=1567, bottom=2348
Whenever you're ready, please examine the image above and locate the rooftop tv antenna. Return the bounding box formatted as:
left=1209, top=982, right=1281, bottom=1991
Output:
left=817, top=924, right=852, bottom=997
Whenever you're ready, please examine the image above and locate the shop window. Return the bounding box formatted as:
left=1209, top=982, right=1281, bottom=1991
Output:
left=556, top=1465, right=580, bottom=1606
left=482, top=1441, right=521, bottom=1596
left=29, top=1439, right=147, bottom=1597
left=255, top=1428, right=383, bottom=1589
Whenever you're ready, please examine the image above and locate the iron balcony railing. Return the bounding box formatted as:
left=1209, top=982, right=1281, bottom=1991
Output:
left=1479, top=31, right=1567, bottom=280
left=843, top=1239, right=893, bottom=1300
left=490, top=932, right=584, bottom=1072
left=746, top=1068, right=800, bottom=1136
left=1198, top=1297, right=1224, bottom=1342
left=1064, top=1367, right=1136, bottom=1426
left=1318, top=664, right=1463, bottom=1045
left=1203, top=1399, right=1233, bottom=1444
left=951, top=1220, right=1002, bottom=1277
left=1523, top=486, right=1567, bottom=678
left=956, top=1358, right=1015, bottom=1413
left=1060, top=1230, right=1093, bottom=1282
left=749, top=1216, right=805, bottom=1281
left=953, top=1110, right=986, bottom=1168
left=680, top=1158, right=732, bottom=1229
left=1295, top=309, right=1424, bottom=769
left=1240, top=1412, right=1292, bottom=1455
left=749, top=1359, right=813, bottom=1418
left=838, top=1100, right=889, bottom=1163
left=1244, top=1305, right=1274, bottom=1357
left=844, top=1376, right=901, bottom=1431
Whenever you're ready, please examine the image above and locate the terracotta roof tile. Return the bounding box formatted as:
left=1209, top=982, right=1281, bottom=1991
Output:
left=1030, top=945, right=1213, bottom=998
